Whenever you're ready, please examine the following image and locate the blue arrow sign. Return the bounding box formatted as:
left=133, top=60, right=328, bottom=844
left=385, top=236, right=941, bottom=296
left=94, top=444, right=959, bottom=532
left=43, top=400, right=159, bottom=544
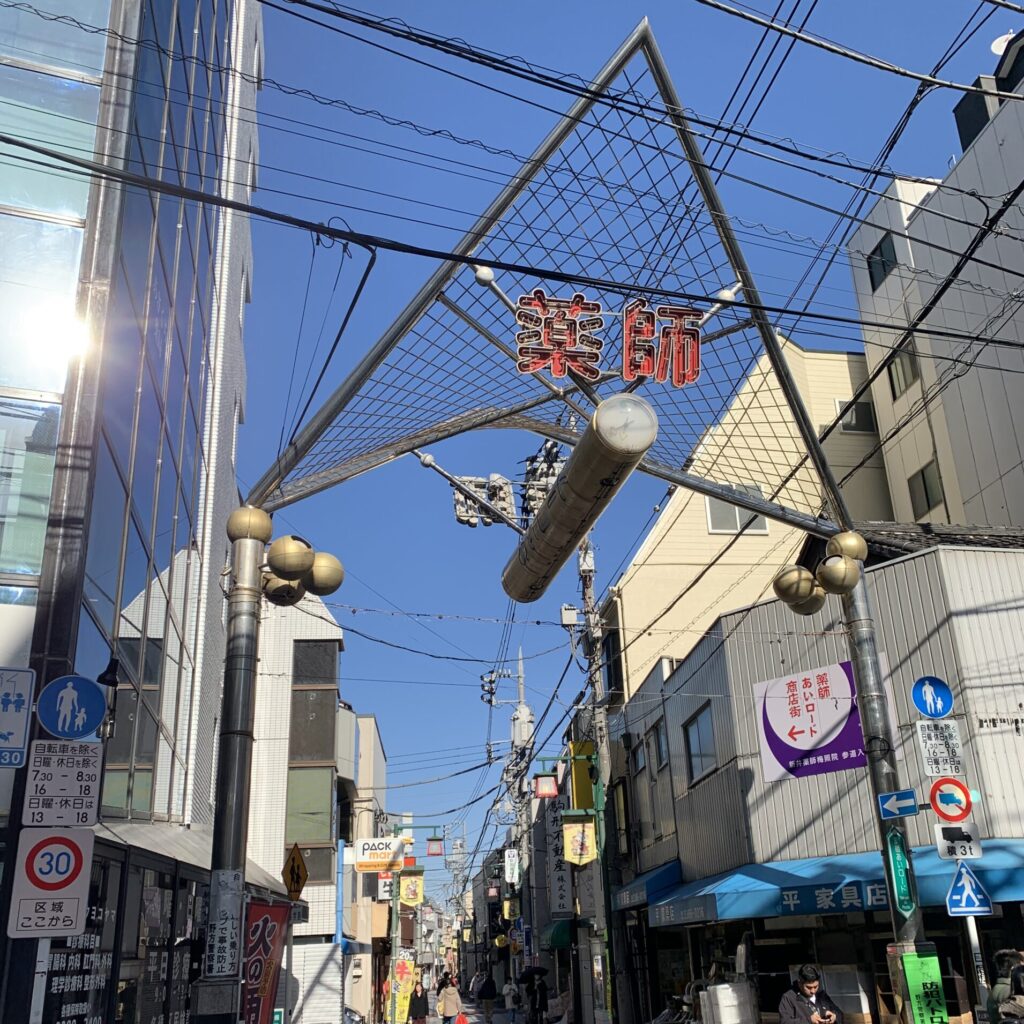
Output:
left=912, top=676, right=954, bottom=720
left=946, top=862, right=992, bottom=917
left=36, top=675, right=107, bottom=740
left=878, top=789, right=919, bottom=820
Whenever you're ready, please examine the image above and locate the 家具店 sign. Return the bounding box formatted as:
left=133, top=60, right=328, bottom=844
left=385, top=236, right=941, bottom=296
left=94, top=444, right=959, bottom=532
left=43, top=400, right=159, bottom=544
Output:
left=514, top=290, right=702, bottom=386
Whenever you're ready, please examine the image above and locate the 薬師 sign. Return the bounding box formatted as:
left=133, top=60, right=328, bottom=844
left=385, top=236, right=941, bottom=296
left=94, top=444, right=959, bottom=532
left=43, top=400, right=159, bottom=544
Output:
left=8, top=828, right=94, bottom=938
left=0, top=666, right=34, bottom=768
left=36, top=675, right=107, bottom=740
left=934, top=821, right=983, bottom=861
left=514, top=289, right=702, bottom=387
left=916, top=720, right=964, bottom=777
left=754, top=658, right=899, bottom=782
left=354, top=837, right=406, bottom=873
left=929, top=777, right=971, bottom=823
left=22, top=740, right=102, bottom=828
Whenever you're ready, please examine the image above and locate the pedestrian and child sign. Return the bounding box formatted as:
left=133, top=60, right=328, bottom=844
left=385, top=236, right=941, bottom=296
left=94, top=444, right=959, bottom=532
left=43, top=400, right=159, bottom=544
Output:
left=36, top=675, right=107, bottom=740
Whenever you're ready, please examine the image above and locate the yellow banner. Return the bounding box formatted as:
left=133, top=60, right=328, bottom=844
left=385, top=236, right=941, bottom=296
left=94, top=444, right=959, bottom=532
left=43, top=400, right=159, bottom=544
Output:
left=564, top=821, right=597, bottom=865
left=390, top=957, right=417, bottom=1024
left=400, top=875, right=424, bottom=907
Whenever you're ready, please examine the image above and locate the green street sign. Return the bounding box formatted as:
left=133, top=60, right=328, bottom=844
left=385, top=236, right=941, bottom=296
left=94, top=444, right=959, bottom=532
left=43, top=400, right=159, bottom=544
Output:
left=272, top=1011, right=284, bottom=1024
left=903, top=952, right=948, bottom=1024
left=886, top=828, right=916, bottom=916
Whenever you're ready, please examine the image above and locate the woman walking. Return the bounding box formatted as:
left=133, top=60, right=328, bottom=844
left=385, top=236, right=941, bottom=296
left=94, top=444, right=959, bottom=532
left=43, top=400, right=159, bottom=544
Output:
left=409, top=981, right=430, bottom=1024
left=437, top=976, right=464, bottom=1024
left=503, top=978, right=521, bottom=1024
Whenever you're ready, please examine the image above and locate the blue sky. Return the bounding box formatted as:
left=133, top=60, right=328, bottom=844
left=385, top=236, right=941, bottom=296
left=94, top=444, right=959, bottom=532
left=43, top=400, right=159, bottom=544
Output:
left=235, top=1, right=1017, bottom=894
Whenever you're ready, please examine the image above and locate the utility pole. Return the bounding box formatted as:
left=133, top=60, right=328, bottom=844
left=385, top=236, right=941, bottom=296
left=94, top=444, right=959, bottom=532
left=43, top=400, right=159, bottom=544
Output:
left=511, top=650, right=534, bottom=982
left=578, top=537, right=615, bottom=1024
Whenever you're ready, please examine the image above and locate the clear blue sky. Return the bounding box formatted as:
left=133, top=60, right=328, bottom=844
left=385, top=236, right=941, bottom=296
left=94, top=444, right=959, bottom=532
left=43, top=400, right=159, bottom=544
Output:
left=235, top=0, right=1015, bottom=895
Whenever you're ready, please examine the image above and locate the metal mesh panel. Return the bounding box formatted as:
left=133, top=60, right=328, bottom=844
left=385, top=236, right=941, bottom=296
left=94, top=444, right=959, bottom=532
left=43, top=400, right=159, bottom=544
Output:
left=256, top=38, right=830, bottom=524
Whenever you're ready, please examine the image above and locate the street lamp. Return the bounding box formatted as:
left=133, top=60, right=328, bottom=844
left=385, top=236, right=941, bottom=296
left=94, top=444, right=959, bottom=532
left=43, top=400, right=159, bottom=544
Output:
left=426, top=836, right=445, bottom=857
left=532, top=773, right=559, bottom=799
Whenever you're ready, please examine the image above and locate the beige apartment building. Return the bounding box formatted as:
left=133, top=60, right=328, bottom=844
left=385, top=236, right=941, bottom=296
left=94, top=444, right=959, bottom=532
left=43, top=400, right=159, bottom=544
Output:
left=601, top=339, right=894, bottom=699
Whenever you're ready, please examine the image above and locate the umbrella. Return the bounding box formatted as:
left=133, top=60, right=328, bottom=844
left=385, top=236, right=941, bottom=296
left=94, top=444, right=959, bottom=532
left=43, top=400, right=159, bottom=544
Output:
left=517, top=966, right=549, bottom=983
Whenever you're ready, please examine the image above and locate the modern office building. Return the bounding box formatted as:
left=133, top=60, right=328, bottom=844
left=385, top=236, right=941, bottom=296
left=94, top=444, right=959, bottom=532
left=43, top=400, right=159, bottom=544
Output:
left=849, top=30, right=1024, bottom=527
left=0, top=0, right=265, bottom=1020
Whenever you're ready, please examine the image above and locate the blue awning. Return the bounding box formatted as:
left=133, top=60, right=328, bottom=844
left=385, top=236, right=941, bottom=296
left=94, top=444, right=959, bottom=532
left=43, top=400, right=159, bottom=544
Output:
left=612, top=860, right=682, bottom=912
left=649, top=839, right=1024, bottom=927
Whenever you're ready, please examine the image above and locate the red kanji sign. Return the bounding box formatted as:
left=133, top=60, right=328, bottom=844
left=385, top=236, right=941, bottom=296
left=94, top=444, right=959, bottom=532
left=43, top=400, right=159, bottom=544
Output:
left=623, top=298, right=701, bottom=386
left=515, top=289, right=604, bottom=381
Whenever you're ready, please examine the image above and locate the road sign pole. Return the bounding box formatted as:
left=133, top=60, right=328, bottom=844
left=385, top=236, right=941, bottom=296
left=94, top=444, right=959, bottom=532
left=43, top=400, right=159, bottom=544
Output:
left=843, top=577, right=926, bottom=946
left=964, top=914, right=989, bottom=1008
left=283, top=918, right=294, bottom=1023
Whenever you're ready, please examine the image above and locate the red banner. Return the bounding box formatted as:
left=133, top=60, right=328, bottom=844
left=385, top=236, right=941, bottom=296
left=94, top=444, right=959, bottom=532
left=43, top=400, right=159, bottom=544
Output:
left=242, top=900, right=290, bottom=1024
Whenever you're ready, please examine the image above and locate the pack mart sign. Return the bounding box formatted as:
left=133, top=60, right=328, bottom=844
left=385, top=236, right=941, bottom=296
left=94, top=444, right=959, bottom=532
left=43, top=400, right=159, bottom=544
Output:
left=354, top=838, right=406, bottom=874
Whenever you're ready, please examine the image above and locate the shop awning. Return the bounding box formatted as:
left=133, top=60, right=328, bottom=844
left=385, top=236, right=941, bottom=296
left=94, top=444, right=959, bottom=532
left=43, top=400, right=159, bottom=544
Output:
left=648, top=839, right=1024, bottom=927
left=540, top=920, right=572, bottom=950
left=612, top=860, right=682, bottom=912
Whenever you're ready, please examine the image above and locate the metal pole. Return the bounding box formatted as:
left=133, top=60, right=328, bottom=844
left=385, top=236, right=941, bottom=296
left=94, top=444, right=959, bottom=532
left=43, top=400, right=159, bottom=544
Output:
left=964, top=915, right=989, bottom=1008
left=389, top=827, right=401, bottom=1024
left=285, top=920, right=294, bottom=1023
left=842, top=575, right=924, bottom=945
left=195, top=529, right=265, bottom=1022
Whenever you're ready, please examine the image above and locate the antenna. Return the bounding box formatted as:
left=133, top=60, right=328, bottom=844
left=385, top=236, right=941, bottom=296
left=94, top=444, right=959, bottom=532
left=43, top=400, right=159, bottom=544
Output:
left=992, top=31, right=1018, bottom=56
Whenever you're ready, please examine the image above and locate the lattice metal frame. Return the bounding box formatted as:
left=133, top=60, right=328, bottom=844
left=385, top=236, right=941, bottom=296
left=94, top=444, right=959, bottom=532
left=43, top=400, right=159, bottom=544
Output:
left=247, top=19, right=849, bottom=539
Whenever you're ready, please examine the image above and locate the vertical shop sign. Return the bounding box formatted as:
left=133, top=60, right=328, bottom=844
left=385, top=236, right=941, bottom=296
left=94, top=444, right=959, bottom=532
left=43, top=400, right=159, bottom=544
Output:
left=545, top=795, right=572, bottom=919
left=242, top=901, right=289, bottom=1024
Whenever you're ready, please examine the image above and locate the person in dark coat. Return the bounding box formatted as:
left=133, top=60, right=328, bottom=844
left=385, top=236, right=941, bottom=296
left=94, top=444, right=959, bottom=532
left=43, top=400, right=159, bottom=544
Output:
left=779, top=965, right=842, bottom=1024
left=409, top=982, right=430, bottom=1024
left=436, top=972, right=450, bottom=997
left=478, top=973, right=498, bottom=1024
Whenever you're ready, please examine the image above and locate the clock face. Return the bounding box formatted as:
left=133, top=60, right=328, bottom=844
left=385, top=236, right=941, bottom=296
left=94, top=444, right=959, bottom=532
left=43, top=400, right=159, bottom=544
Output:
left=595, top=395, right=658, bottom=453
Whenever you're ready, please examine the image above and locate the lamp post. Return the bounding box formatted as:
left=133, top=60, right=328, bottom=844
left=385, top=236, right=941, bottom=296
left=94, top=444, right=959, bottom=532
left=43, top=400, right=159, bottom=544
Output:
left=193, top=506, right=344, bottom=1024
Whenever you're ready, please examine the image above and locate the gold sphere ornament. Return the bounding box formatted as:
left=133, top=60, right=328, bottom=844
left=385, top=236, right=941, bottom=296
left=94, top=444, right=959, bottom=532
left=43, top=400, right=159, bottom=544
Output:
left=226, top=506, right=272, bottom=543
left=825, top=530, right=868, bottom=562
left=302, top=551, right=345, bottom=596
left=815, top=554, right=861, bottom=595
left=773, top=565, right=817, bottom=606
left=263, top=572, right=306, bottom=607
left=267, top=535, right=315, bottom=580
left=790, top=584, right=827, bottom=616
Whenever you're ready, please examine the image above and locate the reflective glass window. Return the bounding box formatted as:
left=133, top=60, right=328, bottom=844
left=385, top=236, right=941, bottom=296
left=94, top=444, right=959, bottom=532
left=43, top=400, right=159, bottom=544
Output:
left=75, top=606, right=112, bottom=680
left=145, top=260, right=172, bottom=386
left=289, top=690, right=337, bottom=762
left=0, top=65, right=99, bottom=218
left=118, top=187, right=155, bottom=314
left=83, top=441, right=126, bottom=633
left=0, top=212, right=83, bottom=393
left=133, top=42, right=168, bottom=176
left=0, top=0, right=112, bottom=76
left=293, top=641, right=339, bottom=687
left=285, top=767, right=334, bottom=843
left=154, top=438, right=177, bottom=578
left=118, top=523, right=149, bottom=671
left=102, top=767, right=129, bottom=813
left=131, top=768, right=153, bottom=814
left=165, top=332, right=186, bottom=451
left=131, top=370, right=161, bottom=540
left=0, top=398, right=59, bottom=574
left=101, top=270, right=144, bottom=474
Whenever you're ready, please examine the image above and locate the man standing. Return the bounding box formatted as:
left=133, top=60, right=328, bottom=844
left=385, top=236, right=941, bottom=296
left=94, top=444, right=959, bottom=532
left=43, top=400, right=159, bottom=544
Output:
left=988, top=949, right=1024, bottom=1021
left=779, top=965, right=842, bottom=1024
left=478, top=972, right=497, bottom=1024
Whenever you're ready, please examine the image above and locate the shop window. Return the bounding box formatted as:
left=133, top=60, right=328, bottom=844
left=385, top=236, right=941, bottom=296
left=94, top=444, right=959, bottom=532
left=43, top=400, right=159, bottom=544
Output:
left=293, top=639, right=339, bottom=687
left=684, top=705, right=716, bottom=784
left=286, top=766, right=334, bottom=843
left=705, top=484, right=768, bottom=535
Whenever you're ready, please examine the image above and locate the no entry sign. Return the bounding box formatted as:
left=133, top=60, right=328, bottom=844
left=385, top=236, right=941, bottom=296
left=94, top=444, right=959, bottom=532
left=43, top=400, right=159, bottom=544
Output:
left=7, top=828, right=94, bottom=937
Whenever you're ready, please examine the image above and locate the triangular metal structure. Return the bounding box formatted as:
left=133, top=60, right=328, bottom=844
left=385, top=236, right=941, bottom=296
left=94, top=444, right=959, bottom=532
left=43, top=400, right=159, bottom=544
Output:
left=247, top=19, right=850, bottom=538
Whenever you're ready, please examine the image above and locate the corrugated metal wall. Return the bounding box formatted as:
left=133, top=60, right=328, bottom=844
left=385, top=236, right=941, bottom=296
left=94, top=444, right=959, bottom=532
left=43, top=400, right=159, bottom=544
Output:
left=620, top=547, right=1024, bottom=883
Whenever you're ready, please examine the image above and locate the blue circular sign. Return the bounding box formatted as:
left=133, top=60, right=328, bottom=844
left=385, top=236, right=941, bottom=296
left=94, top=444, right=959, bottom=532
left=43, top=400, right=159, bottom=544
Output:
left=36, top=675, right=108, bottom=740
left=912, top=676, right=954, bottom=720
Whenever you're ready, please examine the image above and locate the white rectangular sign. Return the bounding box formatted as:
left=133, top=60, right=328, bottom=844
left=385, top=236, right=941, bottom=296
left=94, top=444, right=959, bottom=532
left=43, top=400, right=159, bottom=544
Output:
left=934, top=820, right=982, bottom=860
left=916, top=720, right=964, bottom=777
left=0, top=666, right=34, bottom=768
left=377, top=872, right=394, bottom=901
left=8, top=828, right=94, bottom=937
left=545, top=795, right=572, bottom=919
left=22, top=740, right=102, bottom=827
left=354, top=837, right=405, bottom=873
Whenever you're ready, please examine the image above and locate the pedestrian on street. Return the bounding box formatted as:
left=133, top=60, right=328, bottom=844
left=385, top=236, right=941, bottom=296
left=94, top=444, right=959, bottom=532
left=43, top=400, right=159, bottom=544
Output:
left=779, top=965, right=842, bottom=1024
left=478, top=972, right=497, bottom=1024
left=988, top=949, right=1024, bottom=1020
left=527, top=977, right=548, bottom=1024
left=503, top=978, right=521, bottom=1024
left=470, top=969, right=485, bottom=1000
left=437, top=972, right=451, bottom=997
left=437, top=978, right=464, bottom=1024
left=409, top=982, right=430, bottom=1024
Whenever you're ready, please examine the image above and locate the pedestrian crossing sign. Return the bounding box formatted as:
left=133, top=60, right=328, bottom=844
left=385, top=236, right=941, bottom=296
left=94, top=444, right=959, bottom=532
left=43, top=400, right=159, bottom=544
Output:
left=946, top=861, right=992, bottom=917
left=283, top=844, right=308, bottom=901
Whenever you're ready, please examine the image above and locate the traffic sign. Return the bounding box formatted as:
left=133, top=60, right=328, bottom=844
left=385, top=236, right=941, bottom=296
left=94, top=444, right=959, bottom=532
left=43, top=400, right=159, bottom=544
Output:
left=946, top=861, right=992, bottom=916
left=22, top=740, right=102, bottom=827
left=878, top=789, right=919, bottom=820
left=885, top=827, right=917, bottom=917
left=916, top=720, right=964, bottom=777
left=912, top=676, right=954, bottom=720
left=929, top=777, right=972, bottom=822
left=8, top=828, right=94, bottom=937
left=934, top=821, right=983, bottom=860
left=283, top=844, right=308, bottom=901
left=0, top=666, right=34, bottom=768
left=36, top=675, right=107, bottom=740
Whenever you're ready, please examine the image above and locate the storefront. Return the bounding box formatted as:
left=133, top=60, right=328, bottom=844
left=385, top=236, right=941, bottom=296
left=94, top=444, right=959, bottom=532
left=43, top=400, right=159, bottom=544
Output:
left=28, top=821, right=289, bottom=1024
left=647, top=842, right=1024, bottom=1024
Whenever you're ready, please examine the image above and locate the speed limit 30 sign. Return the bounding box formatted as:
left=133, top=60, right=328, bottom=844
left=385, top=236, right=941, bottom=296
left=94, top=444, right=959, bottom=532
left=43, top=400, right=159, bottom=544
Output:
left=7, top=828, right=94, bottom=937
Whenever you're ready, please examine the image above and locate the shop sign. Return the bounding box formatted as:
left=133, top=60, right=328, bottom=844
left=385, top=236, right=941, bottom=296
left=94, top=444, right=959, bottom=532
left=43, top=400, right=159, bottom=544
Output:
left=563, top=821, right=597, bottom=866
left=399, top=875, right=423, bottom=907
left=355, top=837, right=406, bottom=873
left=902, top=951, right=948, bottom=1024
left=22, top=740, right=102, bottom=827
left=779, top=879, right=889, bottom=916
left=242, top=901, right=289, bottom=1024
left=545, top=795, right=572, bottom=919
left=378, top=872, right=394, bottom=902
left=754, top=657, right=898, bottom=782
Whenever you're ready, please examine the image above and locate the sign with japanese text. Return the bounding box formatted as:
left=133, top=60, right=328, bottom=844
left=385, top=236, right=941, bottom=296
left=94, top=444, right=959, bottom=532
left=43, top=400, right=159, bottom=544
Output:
left=355, top=837, right=406, bottom=873
left=389, top=955, right=416, bottom=1024
left=504, top=847, right=521, bottom=886
left=545, top=795, right=572, bottom=919
left=242, top=901, right=289, bottom=1024
left=902, top=952, right=949, bottom=1024
left=514, top=289, right=702, bottom=387
left=22, top=740, right=102, bottom=827
left=0, top=665, right=34, bottom=767
left=755, top=658, right=898, bottom=782
left=8, top=828, right=94, bottom=937
left=206, top=868, right=244, bottom=977
left=378, top=872, right=394, bottom=902
left=915, top=720, right=964, bottom=777
left=399, top=875, right=423, bottom=907
left=563, top=821, right=597, bottom=866
left=779, top=879, right=889, bottom=916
